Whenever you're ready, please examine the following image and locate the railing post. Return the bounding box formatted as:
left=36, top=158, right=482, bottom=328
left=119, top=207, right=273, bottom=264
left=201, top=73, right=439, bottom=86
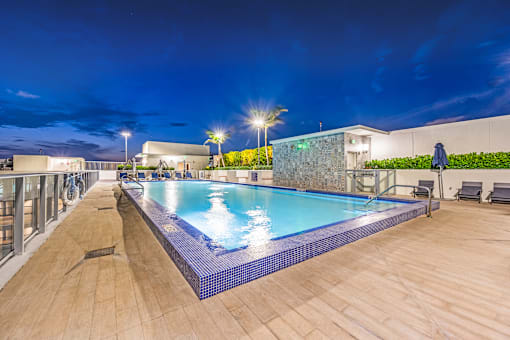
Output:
left=53, top=174, right=59, bottom=220
left=14, top=177, right=25, bottom=255
left=374, top=170, right=380, bottom=196
left=39, top=175, right=47, bottom=233
left=351, top=171, right=356, bottom=193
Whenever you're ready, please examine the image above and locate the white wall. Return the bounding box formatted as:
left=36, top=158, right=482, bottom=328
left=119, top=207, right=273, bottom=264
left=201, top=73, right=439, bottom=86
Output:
left=13, top=155, right=84, bottom=172
left=208, top=170, right=273, bottom=185
left=142, top=141, right=210, bottom=156
left=371, top=115, right=510, bottom=160
left=99, top=170, right=117, bottom=180
left=13, top=155, right=49, bottom=171
left=143, top=154, right=209, bottom=170
left=394, top=169, right=510, bottom=201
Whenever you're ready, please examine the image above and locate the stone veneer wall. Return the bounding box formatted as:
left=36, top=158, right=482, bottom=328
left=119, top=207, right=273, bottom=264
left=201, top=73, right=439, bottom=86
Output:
left=273, top=133, right=345, bottom=191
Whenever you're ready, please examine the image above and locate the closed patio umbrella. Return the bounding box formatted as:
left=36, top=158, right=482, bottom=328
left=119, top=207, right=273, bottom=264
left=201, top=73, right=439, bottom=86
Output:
left=432, top=143, right=449, bottom=199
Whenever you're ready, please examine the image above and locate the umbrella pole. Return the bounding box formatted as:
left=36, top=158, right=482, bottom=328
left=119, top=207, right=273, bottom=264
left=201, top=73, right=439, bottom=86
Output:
left=439, top=166, right=444, bottom=199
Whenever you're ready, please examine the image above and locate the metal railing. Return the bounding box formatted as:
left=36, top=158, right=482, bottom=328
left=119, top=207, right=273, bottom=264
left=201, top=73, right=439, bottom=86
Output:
left=85, top=161, right=123, bottom=171
left=119, top=174, right=144, bottom=194
left=0, top=171, right=99, bottom=265
left=366, top=184, right=432, bottom=217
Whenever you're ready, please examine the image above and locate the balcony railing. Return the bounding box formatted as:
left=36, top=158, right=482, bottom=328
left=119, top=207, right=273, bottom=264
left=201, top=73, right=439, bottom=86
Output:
left=0, top=171, right=99, bottom=265
left=85, top=161, right=124, bottom=171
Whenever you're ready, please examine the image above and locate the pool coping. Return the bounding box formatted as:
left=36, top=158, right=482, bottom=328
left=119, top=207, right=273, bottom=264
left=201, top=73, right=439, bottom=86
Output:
left=123, top=180, right=440, bottom=299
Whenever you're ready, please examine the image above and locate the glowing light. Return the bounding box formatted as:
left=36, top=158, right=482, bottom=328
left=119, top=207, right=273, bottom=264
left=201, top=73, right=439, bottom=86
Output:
left=253, top=119, right=265, bottom=128
left=215, top=131, right=224, bottom=139
left=121, top=131, right=131, bottom=137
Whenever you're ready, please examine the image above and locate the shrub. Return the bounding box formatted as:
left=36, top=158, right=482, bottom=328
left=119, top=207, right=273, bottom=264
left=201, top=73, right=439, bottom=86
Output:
left=223, top=146, right=272, bottom=167
left=214, top=165, right=273, bottom=170
left=365, top=152, right=510, bottom=169
left=117, top=165, right=160, bottom=170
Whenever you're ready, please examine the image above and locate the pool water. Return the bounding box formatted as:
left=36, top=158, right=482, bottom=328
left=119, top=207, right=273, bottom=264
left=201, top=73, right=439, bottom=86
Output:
left=141, top=181, right=405, bottom=250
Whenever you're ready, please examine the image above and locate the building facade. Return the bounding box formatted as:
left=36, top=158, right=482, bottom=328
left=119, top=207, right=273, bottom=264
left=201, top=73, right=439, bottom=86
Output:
left=13, top=155, right=85, bottom=172
left=271, top=126, right=385, bottom=190
left=137, top=141, right=210, bottom=170
left=371, top=114, right=510, bottom=159
left=271, top=114, right=510, bottom=191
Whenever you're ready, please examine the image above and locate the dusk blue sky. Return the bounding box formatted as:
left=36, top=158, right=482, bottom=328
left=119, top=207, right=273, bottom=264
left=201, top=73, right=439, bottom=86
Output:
left=1, top=0, right=510, bottom=160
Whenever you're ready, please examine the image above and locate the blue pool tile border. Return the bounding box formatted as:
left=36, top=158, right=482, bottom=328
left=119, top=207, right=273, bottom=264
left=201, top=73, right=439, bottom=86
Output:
left=123, top=181, right=439, bottom=299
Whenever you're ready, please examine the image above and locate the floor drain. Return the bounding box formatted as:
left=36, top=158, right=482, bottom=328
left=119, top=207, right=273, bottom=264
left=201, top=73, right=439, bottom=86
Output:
left=84, top=246, right=115, bottom=259
left=98, top=207, right=113, bottom=210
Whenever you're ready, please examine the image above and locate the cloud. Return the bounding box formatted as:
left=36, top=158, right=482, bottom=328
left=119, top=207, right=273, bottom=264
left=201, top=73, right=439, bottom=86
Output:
left=0, top=139, right=114, bottom=159
left=413, top=63, right=430, bottom=81
left=15, top=90, right=40, bottom=99
left=406, top=89, right=495, bottom=117
left=412, top=38, right=440, bottom=63
left=425, top=115, right=466, bottom=126
left=478, top=40, right=496, bottom=48
left=376, top=47, right=392, bottom=62
left=371, top=80, right=383, bottom=93
left=412, top=37, right=441, bottom=81
left=0, top=96, right=152, bottom=139
left=5, top=88, right=40, bottom=98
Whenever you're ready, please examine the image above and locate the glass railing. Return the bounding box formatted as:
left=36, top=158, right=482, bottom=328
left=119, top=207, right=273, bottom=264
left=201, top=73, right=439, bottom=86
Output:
left=85, top=161, right=123, bottom=170
left=0, top=178, right=14, bottom=261
left=0, top=171, right=99, bottom=264
left=344, top=169, right=397, bottom=195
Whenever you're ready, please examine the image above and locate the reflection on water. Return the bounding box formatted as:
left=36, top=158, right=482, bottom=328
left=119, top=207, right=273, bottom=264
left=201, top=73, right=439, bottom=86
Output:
left=202, top=190, right=234, bottom=245
left=143, top=181, right=405, bottom=250
left=163, top=182, right=178, bottom=213
left=240, top=208, right=273, bottom=247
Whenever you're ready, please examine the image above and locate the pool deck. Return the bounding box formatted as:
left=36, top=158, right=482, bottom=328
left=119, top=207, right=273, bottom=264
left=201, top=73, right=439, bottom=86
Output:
left=0, top=181, right=509, bottom=339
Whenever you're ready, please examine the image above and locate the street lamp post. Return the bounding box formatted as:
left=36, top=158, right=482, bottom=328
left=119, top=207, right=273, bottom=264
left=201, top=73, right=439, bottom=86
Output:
left=121, top=132, right=131, bottom=164
left=253, top=119, right=264, bottom=166
left=257, top=126, right=261, bottom=165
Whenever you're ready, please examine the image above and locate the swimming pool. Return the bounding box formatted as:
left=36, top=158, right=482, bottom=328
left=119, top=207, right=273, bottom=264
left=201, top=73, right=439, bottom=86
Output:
left=144, top=181, right=404, bottom=251
left=124, top=180, right=439, bottom=299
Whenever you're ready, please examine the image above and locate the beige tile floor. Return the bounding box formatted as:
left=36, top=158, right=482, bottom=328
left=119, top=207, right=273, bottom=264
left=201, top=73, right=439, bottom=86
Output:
left=1, top=181, right=510, bottom=339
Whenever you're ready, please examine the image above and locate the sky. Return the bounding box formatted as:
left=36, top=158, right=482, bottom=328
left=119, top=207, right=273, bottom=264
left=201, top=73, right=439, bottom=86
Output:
left=1, top=0, right=510, bottom=160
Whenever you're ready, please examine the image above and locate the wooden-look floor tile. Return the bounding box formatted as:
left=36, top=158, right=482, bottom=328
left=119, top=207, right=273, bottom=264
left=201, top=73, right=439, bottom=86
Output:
left=0, top=182, right=509, bottom=340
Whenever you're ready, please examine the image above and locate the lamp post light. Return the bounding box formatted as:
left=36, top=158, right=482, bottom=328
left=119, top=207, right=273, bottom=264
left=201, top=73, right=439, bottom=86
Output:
left=253, top=119, right=265, bottom=166
left=121, top=131, right=131, bottom=164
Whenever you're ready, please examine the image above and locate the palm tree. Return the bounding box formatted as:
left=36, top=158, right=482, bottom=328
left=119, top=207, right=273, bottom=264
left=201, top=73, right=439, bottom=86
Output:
left=264, top=106, right=287, bottom=165
left=204, top=130, right=230, bottom=167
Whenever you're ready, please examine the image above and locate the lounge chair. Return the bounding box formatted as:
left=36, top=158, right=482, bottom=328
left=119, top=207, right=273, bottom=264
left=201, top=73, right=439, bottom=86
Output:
left=163, top=172, right=171, bottom=180
left=137, top=172, right=146, bottom=181
left=175, top=172, right=182, bottom=179
left=185, top=172, right=192, bottom=179
left=119, top=172, right=128, bottom=181
left=456, top=181, right=482, bottom=203
left=412, top=180, right=434, bottom=198
left=488, top=183, right=510, bottom=204
left=151, top=172, right=159, bottom=180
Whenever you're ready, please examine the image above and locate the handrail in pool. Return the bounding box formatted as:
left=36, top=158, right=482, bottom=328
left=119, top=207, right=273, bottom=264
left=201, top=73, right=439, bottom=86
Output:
left=119, top=174, right=144, bottom=194
left=366, top=184, right=432, bottom=217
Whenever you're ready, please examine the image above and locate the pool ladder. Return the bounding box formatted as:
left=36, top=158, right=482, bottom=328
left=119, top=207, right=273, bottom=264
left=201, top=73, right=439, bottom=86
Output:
left=365, top=184, right=433, bottom=217
left=119, top=174, right=144, bottom=195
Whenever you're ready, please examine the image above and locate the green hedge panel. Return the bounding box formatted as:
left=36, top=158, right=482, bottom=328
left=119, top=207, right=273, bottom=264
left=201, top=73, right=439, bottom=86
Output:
left=365, top=152, right=510, bottom=169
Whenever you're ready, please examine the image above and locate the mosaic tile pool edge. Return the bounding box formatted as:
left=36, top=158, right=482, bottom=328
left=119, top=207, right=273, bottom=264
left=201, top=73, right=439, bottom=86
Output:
left=123, top=183, right=439, bottom=299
